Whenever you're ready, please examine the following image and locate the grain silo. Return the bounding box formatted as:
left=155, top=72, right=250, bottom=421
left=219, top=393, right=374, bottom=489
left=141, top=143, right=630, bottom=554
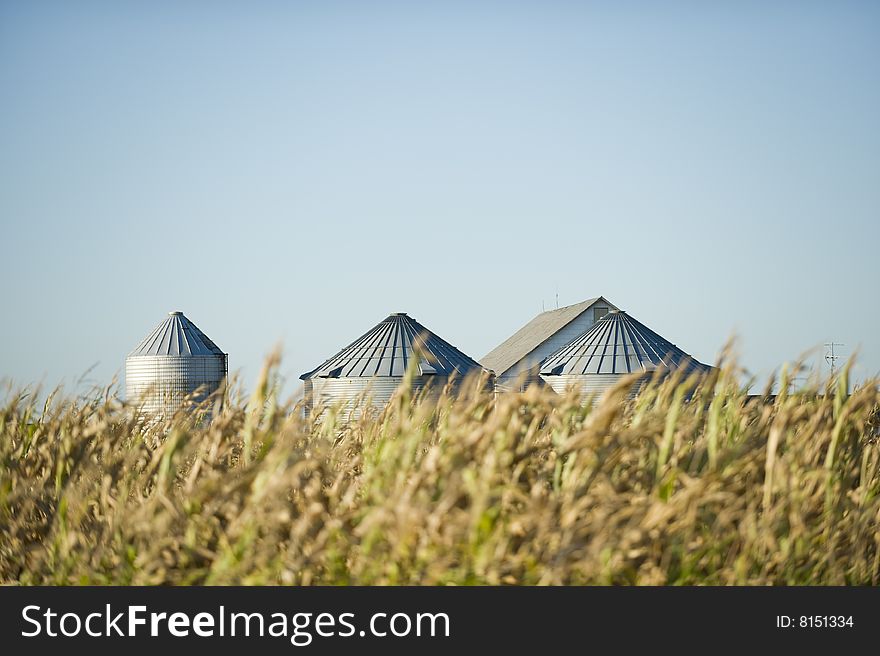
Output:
left=300, top=312, right=488, bottom=418
left=125, top=311, right=228, bottom=417
left=539, top=310, right=711, bottom=401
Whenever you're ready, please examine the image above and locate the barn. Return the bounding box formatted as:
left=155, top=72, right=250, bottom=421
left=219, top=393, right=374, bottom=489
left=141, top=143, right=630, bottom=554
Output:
left=481, top=296, right=618, bottom=391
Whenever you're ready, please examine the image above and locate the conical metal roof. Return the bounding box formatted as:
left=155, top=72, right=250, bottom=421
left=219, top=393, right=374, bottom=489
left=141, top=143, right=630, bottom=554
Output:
left=540, top=310, right=710, bottom=376
left=128, top=311, right=225, bottom=357
left=301, top=313, right=485, bottom=379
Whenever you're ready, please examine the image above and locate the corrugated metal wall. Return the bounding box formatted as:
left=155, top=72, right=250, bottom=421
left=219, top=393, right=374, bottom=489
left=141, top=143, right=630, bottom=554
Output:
left=306, top=376, right=451, bottom=420
left=494, top=372, right=543, bottom=393
left=304, top=375, right=462, bottom=420
left=125, top=354, right=227, bottom=416
left=540, top=373, right=645, bottom=403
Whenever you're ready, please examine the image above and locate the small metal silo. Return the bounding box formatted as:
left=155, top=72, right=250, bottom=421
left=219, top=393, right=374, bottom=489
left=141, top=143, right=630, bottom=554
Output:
left=300, top=312, right=489, bottom=419
left=539, top=310, right=710, bottom=402
left=125, top=311, right=228, bottom=417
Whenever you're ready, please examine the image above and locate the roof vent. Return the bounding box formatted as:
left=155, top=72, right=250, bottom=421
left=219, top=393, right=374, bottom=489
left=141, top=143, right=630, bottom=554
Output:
left=320, top=366, right=344, bottom=379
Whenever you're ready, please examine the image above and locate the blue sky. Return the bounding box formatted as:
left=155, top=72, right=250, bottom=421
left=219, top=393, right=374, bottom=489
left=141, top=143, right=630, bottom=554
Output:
left=1, top=1, right=878, bottom=393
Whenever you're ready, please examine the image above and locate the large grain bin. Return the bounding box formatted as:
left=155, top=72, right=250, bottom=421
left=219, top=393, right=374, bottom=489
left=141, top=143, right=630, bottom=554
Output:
left=125, top=311, right=227, bottom=417
left=300, top=312, right=488, bottom=419
left=539, top=310, right=710, bottom=401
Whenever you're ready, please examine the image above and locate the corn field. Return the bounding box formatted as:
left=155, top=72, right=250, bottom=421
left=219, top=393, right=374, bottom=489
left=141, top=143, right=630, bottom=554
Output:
left=1, top=355, right=878, bottom=585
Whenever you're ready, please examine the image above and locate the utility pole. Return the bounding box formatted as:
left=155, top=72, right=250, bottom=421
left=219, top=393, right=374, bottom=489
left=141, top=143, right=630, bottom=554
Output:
left=824, top=342, right=845, bottom=376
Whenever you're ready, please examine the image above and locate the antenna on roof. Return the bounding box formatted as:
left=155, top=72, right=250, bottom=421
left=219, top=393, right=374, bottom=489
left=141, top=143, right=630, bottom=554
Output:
left=555, top=284, right=558, bottom=309
left=824, top=342, right=845, bottom=376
